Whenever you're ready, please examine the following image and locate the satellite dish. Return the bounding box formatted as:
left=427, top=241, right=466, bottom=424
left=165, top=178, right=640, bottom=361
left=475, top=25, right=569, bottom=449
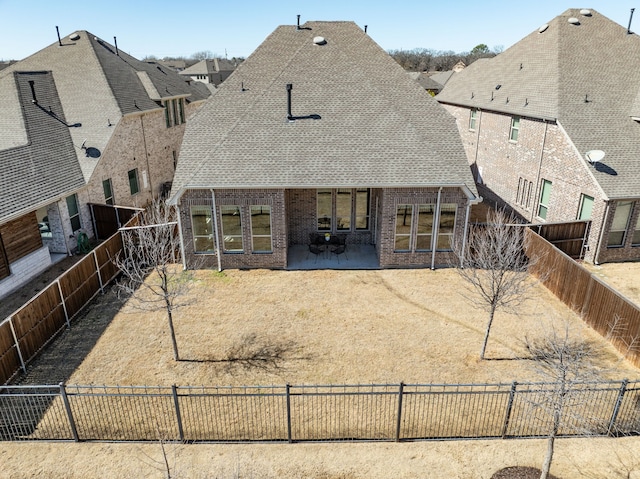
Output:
left=585, top=150, right=605, bottom=164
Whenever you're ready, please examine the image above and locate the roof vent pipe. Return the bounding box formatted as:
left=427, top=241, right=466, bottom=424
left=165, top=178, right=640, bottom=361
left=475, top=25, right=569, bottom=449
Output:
left=114, top=36, right=119, bottom=55
left=296, top=15, right=301, bottom=30
left=286, top=83, right=294, bottom=120
left=364, top=25, right=368, bottom=33
left=56, top=26, right=62, bottom=46
left=628, top=8, right=635, bottom=34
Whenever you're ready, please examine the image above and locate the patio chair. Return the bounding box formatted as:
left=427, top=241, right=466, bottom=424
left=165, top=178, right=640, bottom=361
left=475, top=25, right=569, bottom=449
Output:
left=331, top=244, right=348, bottom=263
left=307, top=243, right=323, bottom=263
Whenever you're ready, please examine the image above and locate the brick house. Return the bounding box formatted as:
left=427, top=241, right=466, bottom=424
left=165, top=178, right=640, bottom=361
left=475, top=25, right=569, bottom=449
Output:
left=179, top=58, right=237, bottom=86
left=0, top=30, right=209, bottom=298
left=169, top=21, right=479, bottom=270
left=437, top=8, right=640, bottom=264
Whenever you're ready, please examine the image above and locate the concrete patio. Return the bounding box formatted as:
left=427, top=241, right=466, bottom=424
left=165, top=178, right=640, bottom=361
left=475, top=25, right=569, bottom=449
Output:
left=287, top=244, right=379, bottom=270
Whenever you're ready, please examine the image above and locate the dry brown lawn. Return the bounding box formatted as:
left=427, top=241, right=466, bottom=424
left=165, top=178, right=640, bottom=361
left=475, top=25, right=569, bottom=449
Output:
left=3, top=267, right=640, bottom=479
left=585, top=261, right=640, bottom=307
left=68, top=268, right=638, bottom=386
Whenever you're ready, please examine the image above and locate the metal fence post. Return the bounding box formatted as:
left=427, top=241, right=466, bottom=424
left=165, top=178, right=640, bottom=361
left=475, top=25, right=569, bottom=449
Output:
left=502, top=381, right=518, bottom=438
left=172, top=385, right=185, bottom=442
left=395, top=382, right=404, bottom=442
left=607, top=379, right=629, bottom=436
left=8, top=316, right=26, bottom=374
left=286, top=384, right=292, bottom=443
left=59, top=382, right=79, bottom=442
left=56, top=279, right=70, bottom=328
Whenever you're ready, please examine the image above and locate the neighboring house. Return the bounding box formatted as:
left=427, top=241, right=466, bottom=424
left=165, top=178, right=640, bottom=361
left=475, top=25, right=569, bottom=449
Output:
left=437, top=8, right=640, bottom=264
left=0, top=30, right=209, bottom=298
left=169, top=21, right=479, bottom=270
left=407, top=72, right=444, bottom=96
left=179, top=58, right=237, bottom=86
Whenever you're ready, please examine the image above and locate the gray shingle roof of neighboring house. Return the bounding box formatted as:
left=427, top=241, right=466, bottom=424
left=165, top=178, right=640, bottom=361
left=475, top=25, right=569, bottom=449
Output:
left=0, top=30, right=209, bottom=183
left=180, top=58, right=238, bottom=76
left=0, top=71, right=85, bottom=222
left=171, top=21, right=477, bottom=199
left=437, top=8, right=640, bottom=200
left=408, top=72, right=444, bottom=92
left=429, top=70, right=456, bottom=87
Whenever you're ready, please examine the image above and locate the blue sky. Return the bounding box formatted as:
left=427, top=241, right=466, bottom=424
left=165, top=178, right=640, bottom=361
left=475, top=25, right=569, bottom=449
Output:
left=0, top=0, right=635, bottom=61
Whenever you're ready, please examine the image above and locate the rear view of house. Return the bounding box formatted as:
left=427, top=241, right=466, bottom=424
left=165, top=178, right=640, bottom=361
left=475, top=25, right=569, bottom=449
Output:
left=170, top=20, right=479, bottom=270
left=438, top=8, right=640, bottom=264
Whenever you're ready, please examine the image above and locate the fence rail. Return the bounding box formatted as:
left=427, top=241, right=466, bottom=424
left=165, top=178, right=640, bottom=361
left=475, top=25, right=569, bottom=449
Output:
left=0, top=216, right=139, bottom=385
left=525, top=229, right=640, bottom=368
left=1, top=381, right=638, bottom=443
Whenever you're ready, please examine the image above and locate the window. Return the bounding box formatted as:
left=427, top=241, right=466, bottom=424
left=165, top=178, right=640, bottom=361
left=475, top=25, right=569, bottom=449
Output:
left=250, top=206, right=272, bottom=252
left=355, top=188, right=370, bottom=230
left=220, top=205, right=243, bottom=252
left=163, top=98, right=185, bottom=128
left=632, top=212, right=640, bottom=246
left=66, top=194, right=81, bottom=232
left=436, top=204, right=457, bottom=251
left=395, top=204, right=413, bottom=251
left=509, top=116, right=520, bottom=142
left=317, top=189, right=370, bottom=232
left=415, top=204, right=435, bottom=251
left=469, top=108, right=478, bottom=131
left=102, top=178, right=114, bottom=205
left=608, top=201, right=633, bottom=247
left=537, top=179, right=552, bottom=220
left=128, top=169, right=139, bottom=195
left=516, top=178, right=532, bottom=208
left=191, top=206, right=215, bottom=253
left=578, top=194, right=594, bottom=221
left=336, top=189, right=352, bottom=230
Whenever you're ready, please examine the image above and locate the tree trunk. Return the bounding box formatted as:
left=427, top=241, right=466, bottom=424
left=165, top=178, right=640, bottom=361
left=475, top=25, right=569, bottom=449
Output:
left=480, top=303, right=497, bottom=359
left=167, top=308, right=180, bottom=361
left=540, top=433, right=555, bottom=479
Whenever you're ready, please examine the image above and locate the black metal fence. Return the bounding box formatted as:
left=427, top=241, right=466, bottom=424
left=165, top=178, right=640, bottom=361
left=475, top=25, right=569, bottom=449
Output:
left=1, top=381, right=639, bottom=443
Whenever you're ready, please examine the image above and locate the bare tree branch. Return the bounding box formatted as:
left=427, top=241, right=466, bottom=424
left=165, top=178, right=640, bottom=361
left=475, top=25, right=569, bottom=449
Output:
left=452, top=208, right=542, bottom=359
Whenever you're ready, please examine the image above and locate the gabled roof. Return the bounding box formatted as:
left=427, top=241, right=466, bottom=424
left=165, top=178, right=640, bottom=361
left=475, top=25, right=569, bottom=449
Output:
left=181, top=59, right=237, bottom=76
left=171, top=21, right=477, bottom=199
left=0, top=71, right=84, bottom=223
left=408, top=72, right=444, bottom=92
left=0, top=30, right=209, bottom=183
left=437, top=9, right=640, bottom=199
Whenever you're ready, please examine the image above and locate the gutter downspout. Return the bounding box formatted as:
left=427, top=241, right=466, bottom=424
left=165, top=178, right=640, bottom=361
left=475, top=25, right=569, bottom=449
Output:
left=176, top=203, right=187, bottom=270
left=431, top=187, right=443, bottom=270
left=140, top=115, right=153, bottom=197
left=530, top=120, right=549, bottom=222
left=593, top=201, right=611, bottom=265
left=210, top=189, right=222, bottom=272
left=56, top=200, right=73, bottom=257
left=473, top=110, right=482, bottom=171
left=461, top=200, right=472, bottom=267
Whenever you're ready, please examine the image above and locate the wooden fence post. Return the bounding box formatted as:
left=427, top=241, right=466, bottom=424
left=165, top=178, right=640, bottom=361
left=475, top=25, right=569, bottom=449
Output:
left=395, top=383, right=404, bottom=442
left=92, top=249, right=104, bottom=294
left=59, top=383, right=79, bottom=442
left=8, top=316, right=26, bottom=374
left=56, top=279, right=70, bottom=329
left=172, top=385, right=185, bottom=442
left=502, top=381, right=518, bottom=438
left=286, top=384, right=292, bottom=443
left=607, top=379, right=629, bottom=436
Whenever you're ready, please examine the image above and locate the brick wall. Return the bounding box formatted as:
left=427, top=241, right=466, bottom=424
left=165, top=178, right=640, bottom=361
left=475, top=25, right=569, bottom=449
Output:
left=442, top=104, right=618, bottom=263
left=598, top=199, right=640, bottom=263
left=179, top=188, right=287, bottom=270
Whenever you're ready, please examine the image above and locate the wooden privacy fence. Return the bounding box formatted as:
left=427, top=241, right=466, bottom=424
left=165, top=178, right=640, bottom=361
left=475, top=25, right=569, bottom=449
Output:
left=0, top=215, right=139, bottom=385
left=525, top=229, right=640, bottom=368
left=1, top=380, right=639, bottom=442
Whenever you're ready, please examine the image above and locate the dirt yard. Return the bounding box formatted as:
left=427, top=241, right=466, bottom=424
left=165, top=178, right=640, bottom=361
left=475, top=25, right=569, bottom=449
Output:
left=2, top=267, right=640, bottom=478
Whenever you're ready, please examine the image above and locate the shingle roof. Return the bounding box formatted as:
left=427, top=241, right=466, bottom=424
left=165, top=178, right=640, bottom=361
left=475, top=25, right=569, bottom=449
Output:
left=171, top=21, right=477, bottom=198
left=437, top=9, right=640, bottom=199
left=0, top=72, right=85, bottom=222
left=181, top=59, right=237, bottom=76
left=0, top=30, right=209, bottom=183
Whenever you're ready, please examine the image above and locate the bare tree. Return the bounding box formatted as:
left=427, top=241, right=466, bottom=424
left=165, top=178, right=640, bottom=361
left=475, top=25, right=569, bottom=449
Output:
left=524, top=323, right=605, bottom=479
left=191, top=50, right=214, bottom=60
left=114, top=199, right=197, bottom=361
left=452, top=209, right=540, bottom=359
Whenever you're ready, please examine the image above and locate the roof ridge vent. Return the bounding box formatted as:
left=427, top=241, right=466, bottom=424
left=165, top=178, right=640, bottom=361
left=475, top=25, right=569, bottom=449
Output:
left=539, top=24, right=549, bottom=33
left=313, top=36, right=327, bottom=45
left=568, top=17, right=581, bottom=25
left=580, top=9, right=592, bottom=16
left=69, top=32, right=80, bottom=41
